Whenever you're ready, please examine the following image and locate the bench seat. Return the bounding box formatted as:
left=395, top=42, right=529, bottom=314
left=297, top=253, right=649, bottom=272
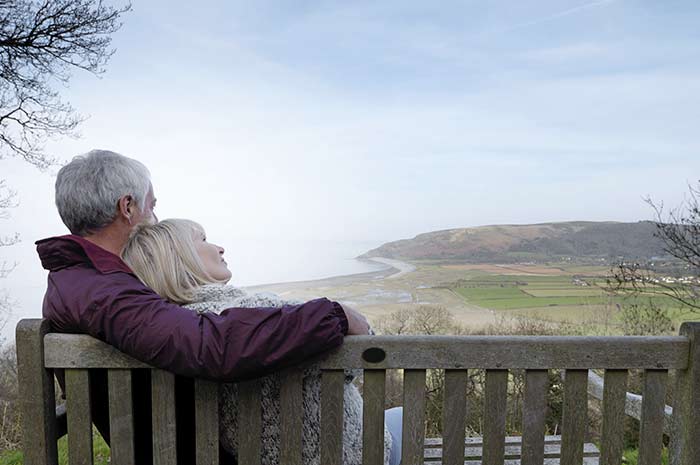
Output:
left=423, top=435, right=600, bottom=464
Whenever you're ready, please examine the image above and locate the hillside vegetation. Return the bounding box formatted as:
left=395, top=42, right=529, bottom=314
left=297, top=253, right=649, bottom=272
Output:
left=360, top=221, right=666, bottom=262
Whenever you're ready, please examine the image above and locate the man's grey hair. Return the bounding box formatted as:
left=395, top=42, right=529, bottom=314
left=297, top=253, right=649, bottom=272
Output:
left=56, top=149, right=152, bottom=236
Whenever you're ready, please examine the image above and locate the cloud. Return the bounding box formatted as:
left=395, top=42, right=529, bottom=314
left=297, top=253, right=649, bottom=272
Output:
left=500, top=0, right=618, bottom=32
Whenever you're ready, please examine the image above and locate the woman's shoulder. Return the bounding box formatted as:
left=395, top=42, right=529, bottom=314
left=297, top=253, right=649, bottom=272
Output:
left=184, top=283, right=246, bottom=313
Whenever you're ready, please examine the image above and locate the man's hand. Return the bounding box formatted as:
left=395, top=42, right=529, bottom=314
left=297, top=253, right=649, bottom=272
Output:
left=339, top=303, right=370, bottom=335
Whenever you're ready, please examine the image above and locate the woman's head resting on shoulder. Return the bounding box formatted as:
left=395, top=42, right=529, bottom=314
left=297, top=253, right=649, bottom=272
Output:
left=121, top=218, right=232, bottom=304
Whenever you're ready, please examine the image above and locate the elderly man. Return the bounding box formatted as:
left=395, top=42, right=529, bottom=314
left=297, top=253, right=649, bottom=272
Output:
left=36, top=149, right=369, bottom=464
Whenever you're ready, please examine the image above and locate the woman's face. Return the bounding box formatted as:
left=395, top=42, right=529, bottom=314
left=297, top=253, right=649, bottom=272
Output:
left=193, top=228, right=232, bottom=282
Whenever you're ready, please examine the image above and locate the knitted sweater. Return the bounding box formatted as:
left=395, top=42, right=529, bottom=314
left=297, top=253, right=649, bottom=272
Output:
left=185, top=284, right=392, bottom=465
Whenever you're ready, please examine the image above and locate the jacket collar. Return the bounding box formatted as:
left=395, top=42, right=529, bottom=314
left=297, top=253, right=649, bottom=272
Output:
left=36, top=234, right=133, bottom=274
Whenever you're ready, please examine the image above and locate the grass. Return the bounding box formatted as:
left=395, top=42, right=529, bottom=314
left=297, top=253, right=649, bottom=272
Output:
left=622, top=447, right=669, bottom=464
left=451, top=269, right=694, bottom=327
left=0, top=430, right=110, bottom=465
left=0, top=450, right=22, bottom=465
left=453, top=286, right=529, bottom=300
left=523, top=288, right=611, bottom=297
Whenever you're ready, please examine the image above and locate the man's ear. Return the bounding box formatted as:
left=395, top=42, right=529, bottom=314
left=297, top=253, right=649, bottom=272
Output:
left=117, top=195, right=134, bottom=224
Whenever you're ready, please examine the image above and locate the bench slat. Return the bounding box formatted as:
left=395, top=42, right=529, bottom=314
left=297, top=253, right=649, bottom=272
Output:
left=65, top=368, right=94, bottom=465
left=363, top=369, right=386, bottom=465
left=522, top=369, right=549, bottom=465
left=16, top=319, right=58, bottom=465
left=425, top=435, right=566, bottom=447
left=423, top=441, right=601, bottom=460
left=428, top=457, right=601, bottom=465
left=43, top=334, right=691, bottom=370
left=442, top=370, right=467, bottom=465
left=151, top=369, right=177, bottom=465
left=321, top=370, right=345, bottom=465
left=316, top=336, right=690, bottom=369
left=638, top=370, right=667, bottom=465
left=561, top=369, right=588, bottom=464
left=483, top=369, right=508, bottom=465
left=600, top=369, right=627, bottom=465
left=403, top=369, right=427, bottom=465
left=238, top=378, right=262, bottom=465
left=195, top=379, right=219, bottom=465
left=108, top=369, right=135, bottom=465
left=280, top=369, right=304, bottom=464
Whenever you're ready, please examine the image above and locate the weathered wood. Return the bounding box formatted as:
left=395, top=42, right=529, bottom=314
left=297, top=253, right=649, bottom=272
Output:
left=108, top=370, right=135, bottom=465
left=638, top=370, right=667, bottom=465
left=194, top=379, right=219, bottom=465
left=423, top=439, right=601, bottom=459
left=16, top=319, right=58, bottom=465
left=599, top=370, right=627, bottom=465
left=19, top=320, right=700, bottom=465
left=522, top=369, right=549, bottom=465
left=442, top=370, right=467, bottom=465
left=238, top=379, right=262, bottom=465
left=363, top=369, right=386, bottom=465
left=424, top=458, right=600, bottom=465
left=670, top=322, right=700, bottom=465
left=321, top=370, right=345, bottom=465
left=65, top=369, right=93, bottom=465
left=279, top=369, right=303, bottom=465
left=402, top=369, right=427, bottom=465
left=44, top=333, right=690, bottom=370
left=561, top=369, right=588, bottom=465
left=424, top=434, right=569, bottom=447
left=483, top=370, right=508, bottom=465
left=588, top=370, right=674, bottom=435
left=44, top=334, right=150, bottom=369
left=151, top=369, right=177, bottom=465
left=317, top=335, right=689, bottom=369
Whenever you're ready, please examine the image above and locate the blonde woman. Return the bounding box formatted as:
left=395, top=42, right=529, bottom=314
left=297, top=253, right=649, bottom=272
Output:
left=122, top=219, right=402, bottom=465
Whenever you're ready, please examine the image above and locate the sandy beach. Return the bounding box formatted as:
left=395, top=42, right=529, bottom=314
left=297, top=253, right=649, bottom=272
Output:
left=244, top=257, right=398, bottom=293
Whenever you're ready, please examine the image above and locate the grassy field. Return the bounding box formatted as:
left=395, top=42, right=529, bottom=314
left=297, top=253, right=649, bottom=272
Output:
left=449, top=265, right=695, bottom=327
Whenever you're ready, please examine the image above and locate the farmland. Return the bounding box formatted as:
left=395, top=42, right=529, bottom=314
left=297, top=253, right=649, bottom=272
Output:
left=449, top=267, right=694, bottom=327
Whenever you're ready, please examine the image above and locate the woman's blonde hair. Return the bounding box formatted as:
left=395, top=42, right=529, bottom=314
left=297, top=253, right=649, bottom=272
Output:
left=121, top=218, right=223, bottom=304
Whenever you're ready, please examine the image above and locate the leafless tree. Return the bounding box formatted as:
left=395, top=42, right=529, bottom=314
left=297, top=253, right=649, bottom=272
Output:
left=608, top=181, right=700, bottom=311
left=0, top=0, right=131, bottom=164
left=374, top=305, right=466, bottom=335
left=0, top=0, right=130, bottom=330
left=0, top=180, right=17, bottom=337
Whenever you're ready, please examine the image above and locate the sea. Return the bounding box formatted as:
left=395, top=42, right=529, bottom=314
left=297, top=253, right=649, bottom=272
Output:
left=229, top=238, right=389, bottom=286
left=0, top=238, right=388, bottom=341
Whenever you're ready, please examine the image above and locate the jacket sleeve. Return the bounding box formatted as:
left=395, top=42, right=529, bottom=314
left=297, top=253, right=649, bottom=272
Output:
left=77, top=273, right=349, bottom=381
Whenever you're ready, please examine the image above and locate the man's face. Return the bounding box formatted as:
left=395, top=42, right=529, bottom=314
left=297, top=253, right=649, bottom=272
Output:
left=132, top=184, right=158, bottom=226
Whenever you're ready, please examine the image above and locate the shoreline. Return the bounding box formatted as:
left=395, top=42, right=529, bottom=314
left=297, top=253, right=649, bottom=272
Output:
left=244, top=257, right=412, bottom=293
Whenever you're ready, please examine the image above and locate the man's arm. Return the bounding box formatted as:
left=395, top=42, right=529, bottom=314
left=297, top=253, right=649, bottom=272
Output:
left=47, top=273, right=349, bottom=381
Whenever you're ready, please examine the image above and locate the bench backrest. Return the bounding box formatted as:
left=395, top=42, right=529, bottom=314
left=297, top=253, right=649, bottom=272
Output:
left=15, top=319, right=700, bottom=465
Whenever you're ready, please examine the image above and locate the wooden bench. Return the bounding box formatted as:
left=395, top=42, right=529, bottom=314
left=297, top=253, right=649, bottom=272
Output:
left=15, top=319, right=700, bottom=465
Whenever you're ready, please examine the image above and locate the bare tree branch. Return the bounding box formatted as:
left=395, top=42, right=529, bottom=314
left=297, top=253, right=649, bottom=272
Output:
left=0, top=0, right=131, bottom=166
left=0, top=1, right=130, bottom=333
left=607, top=181, right=700, bottom=312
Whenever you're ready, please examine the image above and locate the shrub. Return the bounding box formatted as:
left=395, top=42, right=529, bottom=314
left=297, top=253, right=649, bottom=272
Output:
left=0, top=343, right=20, bottom=454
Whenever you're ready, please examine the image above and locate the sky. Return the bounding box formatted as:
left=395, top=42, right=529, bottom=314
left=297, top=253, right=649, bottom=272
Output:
left=2, top=0, right=700, bottom=336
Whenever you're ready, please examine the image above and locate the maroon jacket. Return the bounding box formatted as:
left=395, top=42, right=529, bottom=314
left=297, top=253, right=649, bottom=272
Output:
left=36, top=235, right=349, bottom=381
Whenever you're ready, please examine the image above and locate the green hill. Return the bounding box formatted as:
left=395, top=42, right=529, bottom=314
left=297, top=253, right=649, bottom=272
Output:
left=360, top=221, right=668, bottom=263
